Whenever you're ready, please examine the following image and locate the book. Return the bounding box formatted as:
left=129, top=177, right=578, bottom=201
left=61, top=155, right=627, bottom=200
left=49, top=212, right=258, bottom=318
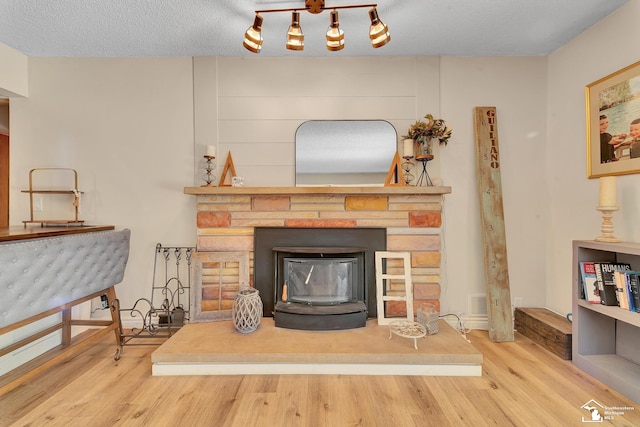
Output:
left=626, top=272, right=637, bottom=312
left=627, top=271, right=640, bottom=312
left=579, top=261, right=600, bottom=304
left=594, top=262, right=632, bottom=306
left=614, top=270, right=629, bottom=310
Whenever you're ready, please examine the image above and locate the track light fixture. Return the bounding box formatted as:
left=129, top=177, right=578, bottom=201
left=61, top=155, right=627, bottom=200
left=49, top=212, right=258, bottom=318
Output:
left=286, top=11, right=304, bottom=51
left=243, top=14, right=263, bottom=53
left=326, top=10, right=344, bottom=51
left=243, top=0, right=390, bottom=53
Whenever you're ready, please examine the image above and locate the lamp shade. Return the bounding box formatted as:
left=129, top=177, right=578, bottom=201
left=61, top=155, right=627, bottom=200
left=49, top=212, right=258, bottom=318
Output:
left=368, top=8, right=390, bottom=48
left=326, top=10, right=344, bottom=51
left=243, top=14, right=264, bottom=53
left=286, top=11, right=304, bottom=51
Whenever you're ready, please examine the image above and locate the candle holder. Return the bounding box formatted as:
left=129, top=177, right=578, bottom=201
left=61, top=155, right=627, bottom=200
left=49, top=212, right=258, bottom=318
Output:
left=202, top=155, right=217, bottom=187
left=595, top=206, right=621, bottom=242
left=415, top=154, right=434, bottom=186
left=402, top=156, right=414, bottom=185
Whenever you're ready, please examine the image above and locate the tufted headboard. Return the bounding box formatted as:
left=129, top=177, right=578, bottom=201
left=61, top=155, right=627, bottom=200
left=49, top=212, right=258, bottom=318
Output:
left=0, top=229, right=130, bottom=328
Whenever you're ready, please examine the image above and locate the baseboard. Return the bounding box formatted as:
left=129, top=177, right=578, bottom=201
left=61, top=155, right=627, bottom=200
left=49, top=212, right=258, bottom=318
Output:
left=457, top=315, right=489, bottom=331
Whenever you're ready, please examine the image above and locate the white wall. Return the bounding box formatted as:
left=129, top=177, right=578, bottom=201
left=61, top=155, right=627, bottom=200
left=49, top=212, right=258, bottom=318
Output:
left=0, top=42, right=28, bottom=97
left=9, top=57, right=196, bottom=308
left=546, top=0, right=640, bottom=315
left=440, top=57, right=548, bottom=317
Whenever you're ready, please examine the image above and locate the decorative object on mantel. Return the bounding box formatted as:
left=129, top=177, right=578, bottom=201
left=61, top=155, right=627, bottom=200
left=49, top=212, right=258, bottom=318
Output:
left=219, top=152, right=238, bottom=187
left=243, top=0, right=390, bottom=54
left=403, top=114, right=453, bottom=156
left=401, top=138, right=415, bottom=185
left=595, top=176, right=621, bottom=242
left=415, top=154, right=434, bottom=187
left=202, top=145, right=216, bottom=187
left=232, top=287, right=263, bottom=333
left=384, top=152, right=406, bottom=186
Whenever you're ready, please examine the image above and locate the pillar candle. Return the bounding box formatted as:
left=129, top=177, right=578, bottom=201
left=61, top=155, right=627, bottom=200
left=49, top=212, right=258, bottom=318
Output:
left=206, top=145, right=216, bottom=157
left=599, top=176, right=617, bottom=207
left=403, top=139, right=413, bottom=157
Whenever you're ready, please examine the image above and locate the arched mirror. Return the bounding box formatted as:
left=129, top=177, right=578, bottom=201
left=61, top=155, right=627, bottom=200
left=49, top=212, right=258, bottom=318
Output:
left=295, top=120, right=397, bottom=186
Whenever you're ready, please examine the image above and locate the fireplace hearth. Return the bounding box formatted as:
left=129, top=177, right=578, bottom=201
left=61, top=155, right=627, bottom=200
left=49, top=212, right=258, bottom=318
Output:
left=254, top=227, right=386, bottom=330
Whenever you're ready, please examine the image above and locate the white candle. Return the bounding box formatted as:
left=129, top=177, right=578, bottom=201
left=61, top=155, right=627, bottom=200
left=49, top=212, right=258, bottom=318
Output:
left=403, top=139, right=413, bottom=157
left=206, top=145, right=216, bottom=157
left=599, top=176, right=617, bottom=207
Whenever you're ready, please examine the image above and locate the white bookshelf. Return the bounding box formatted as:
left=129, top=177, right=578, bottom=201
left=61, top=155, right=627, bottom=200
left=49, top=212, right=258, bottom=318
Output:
left=573, top=240, right=640, bottom=404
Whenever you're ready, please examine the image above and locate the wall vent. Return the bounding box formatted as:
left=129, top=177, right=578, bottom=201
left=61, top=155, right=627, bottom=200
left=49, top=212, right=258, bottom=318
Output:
left=468, top=294, right=487, bottom=316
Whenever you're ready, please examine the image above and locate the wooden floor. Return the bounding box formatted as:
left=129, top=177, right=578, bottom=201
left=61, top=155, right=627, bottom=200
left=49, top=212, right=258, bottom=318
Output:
left=2, top=329, right=639, bottom=426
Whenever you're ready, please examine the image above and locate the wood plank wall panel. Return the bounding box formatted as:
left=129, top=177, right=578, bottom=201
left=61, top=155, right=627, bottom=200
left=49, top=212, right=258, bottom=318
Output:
left=193, top=56, right=441, bottom=187
left=216, top=57, right=418, bottom=97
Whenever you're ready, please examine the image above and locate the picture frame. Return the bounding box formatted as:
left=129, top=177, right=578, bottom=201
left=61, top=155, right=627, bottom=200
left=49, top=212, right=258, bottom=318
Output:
left=586, top=59, right=640, bottom=178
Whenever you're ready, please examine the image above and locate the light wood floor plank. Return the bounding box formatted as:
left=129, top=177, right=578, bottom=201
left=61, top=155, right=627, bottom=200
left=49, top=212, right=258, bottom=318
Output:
left=2, top=329, right=640, bottom=426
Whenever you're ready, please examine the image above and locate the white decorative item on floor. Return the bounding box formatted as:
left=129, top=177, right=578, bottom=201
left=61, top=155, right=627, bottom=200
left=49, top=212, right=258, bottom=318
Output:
left=232, top=287, right=263, bottom=333
left=417, top=304, right=439, bottom=335
left=388, top=319, right=426, bottom=350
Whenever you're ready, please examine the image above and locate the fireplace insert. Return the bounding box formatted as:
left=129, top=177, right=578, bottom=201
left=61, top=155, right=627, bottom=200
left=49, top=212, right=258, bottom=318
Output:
left=273, top=247, right=367, bottom=330
left=282, top=257, right=357, bottom=305
left=253, top=227, right=386, bottom=330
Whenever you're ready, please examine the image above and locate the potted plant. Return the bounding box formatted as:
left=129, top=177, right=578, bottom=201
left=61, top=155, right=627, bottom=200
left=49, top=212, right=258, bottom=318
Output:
left=403, top=114, right=452, bottom=156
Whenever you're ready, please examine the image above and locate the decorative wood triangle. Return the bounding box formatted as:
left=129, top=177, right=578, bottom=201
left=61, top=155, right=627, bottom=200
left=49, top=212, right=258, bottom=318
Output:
left=384, top=152, right=406, bottom=186
left=218, top=152, right=237, bottom=187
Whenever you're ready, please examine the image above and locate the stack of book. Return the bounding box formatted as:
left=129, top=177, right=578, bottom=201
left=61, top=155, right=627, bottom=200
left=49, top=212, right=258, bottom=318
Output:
left=579, top=261, right=640, bottom=311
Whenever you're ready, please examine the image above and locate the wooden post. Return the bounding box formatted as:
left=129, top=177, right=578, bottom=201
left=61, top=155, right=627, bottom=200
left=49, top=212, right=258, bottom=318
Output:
left=473, top=106, right=514, bottom=342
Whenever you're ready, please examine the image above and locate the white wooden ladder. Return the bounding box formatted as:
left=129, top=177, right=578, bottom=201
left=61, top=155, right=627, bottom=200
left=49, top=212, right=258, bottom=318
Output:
left=375, top=251, right=414, bottom=325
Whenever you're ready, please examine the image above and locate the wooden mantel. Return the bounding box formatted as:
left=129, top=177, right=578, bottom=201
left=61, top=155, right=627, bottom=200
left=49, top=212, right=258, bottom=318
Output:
left=184, top=186, right=451, bottom=196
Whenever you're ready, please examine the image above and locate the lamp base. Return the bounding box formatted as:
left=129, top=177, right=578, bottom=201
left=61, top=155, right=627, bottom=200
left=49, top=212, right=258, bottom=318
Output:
left=594, top=236, right=621, bottom=243
left=595, top=206, right=621, bottom=243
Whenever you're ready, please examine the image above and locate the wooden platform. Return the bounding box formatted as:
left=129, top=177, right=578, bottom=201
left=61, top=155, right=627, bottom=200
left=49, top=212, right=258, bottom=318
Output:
left=514, top=308, right=572, bottom=360
left=152, top=318, right=482, bottom=376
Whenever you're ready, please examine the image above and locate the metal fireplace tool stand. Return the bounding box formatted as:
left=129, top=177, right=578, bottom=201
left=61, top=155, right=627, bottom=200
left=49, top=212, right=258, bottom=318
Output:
left=112, top=243, right=194, bottom=359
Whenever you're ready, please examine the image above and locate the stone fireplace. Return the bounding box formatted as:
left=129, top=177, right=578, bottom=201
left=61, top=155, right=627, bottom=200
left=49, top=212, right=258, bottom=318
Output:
left=185, top=186, right=451, bottom=322
left=253, top=227, right=386, bottom=330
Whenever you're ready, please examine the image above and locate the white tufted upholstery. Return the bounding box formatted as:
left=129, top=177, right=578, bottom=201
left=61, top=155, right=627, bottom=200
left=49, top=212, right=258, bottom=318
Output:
left=0, top=229, right=130, bottom=328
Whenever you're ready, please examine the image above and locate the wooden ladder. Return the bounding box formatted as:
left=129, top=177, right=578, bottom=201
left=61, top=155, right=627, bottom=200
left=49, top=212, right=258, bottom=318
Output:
left=375, top=251, right=413, bottom=325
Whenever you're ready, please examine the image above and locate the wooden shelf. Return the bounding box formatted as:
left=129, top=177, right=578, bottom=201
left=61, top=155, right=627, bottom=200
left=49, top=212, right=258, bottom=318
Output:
left=21, top=190, right=84, bottom=194
left=576, top=298, right=640, bottom=328
left=573, top=240, right=640, bottom=404
left=184, top=186, right=452, bottom=196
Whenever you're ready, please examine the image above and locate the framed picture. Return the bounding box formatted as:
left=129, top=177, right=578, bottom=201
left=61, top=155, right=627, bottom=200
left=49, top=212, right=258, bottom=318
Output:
left=586, top=59, right=640, bottom=178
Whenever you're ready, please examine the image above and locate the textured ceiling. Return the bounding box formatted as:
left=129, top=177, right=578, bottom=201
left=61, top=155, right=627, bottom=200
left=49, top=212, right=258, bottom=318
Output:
left=0, top=0, right=630, bottom=57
